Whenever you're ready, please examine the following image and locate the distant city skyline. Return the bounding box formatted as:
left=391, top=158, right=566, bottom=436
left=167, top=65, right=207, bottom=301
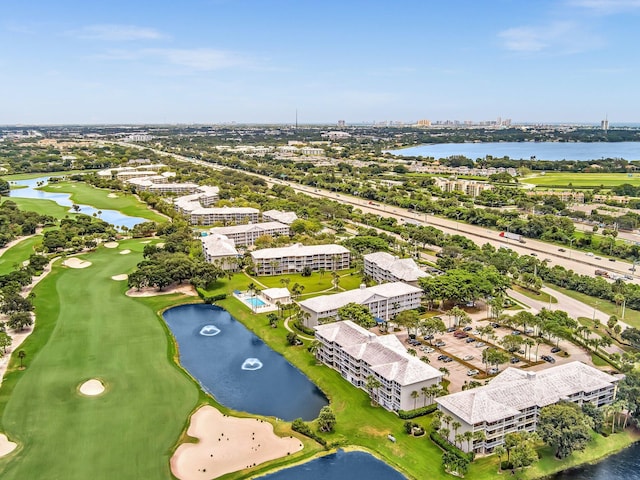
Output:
left=2, top=0, right=640, bottom=125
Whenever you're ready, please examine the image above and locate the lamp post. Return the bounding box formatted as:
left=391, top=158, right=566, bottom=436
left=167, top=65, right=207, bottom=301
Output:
left=455, top=211, right=462, bottom=231
left=568, top=238, right=575, bottom=259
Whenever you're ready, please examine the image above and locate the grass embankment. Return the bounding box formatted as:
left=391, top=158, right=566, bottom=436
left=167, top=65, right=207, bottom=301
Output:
left=256, top=269, right=362, bottom=298
left=39, top=181, right=166, bottom=223
left=0, top=235, right=42, bottom=275
left=524, top=172, right=640, bottom=188
left=547, top=284, right=640, bottom=329
left=0, top=239, right=200, bottom=480
left=512, top=285, right=558, bottom=304
left=0, top=197, right=73, bottom=219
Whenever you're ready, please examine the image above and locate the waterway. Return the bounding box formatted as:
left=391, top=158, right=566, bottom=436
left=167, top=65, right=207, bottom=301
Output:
left=8, top=177, right=146, bottom=229
left=258, top=450, right=406, bottom=480
left=162, top=303, right=328, bottom=421
left=551, top=442, right=640, bottom=480
left=387, top=141, right=640, bottom=161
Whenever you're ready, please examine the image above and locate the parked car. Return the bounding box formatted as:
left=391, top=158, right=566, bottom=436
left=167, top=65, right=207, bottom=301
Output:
left=443, top=357, right=453, bottom=363
left=490, top=323, right=500, bottom=328
left=463, top=326, right=473, bottom=332
left=467, top=369, right=479, bottom=376
left=609, top=258, right=616, bottom=262
left=512, top=330, right=521, bottom=335
left=524, top=327, right=534, bottom=334
left=454, top=331, right=468, bottom=338
left=530, top=253, right=538, bottom=256
left=437, top=354, right=447, bottom=361
left=435, top=341, right=446, bottom=347
left=423, top=335, right=434, bottom=340
left=541, top=355, right=556, bottom=363
left=463, top=355, right=474, bottom=361
left=558, top=248, right=566, bottom=252
left=550, top=347, right=561, bottom=353
left=595, top=257, right=602, bottom=260
left=422, top=347, right=435, bottom=354
left=475, top=342, right=486, bottom=348
left=465, top=337, right=476, bottom=343
left=586, top=252, right=594, bottom=257
left=488, top=367, right=499, bottom=374
left=446, top=327, right=457, bottom=333
left=510, top=357, right=520, bottom=364
left=625, top=274, right=634, bottom=280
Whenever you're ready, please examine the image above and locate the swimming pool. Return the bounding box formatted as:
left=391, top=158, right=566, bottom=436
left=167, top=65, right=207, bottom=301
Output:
left=246, top=297, right=266, bottom=308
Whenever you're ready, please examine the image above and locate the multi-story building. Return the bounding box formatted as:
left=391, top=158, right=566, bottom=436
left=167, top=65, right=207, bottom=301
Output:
left=300, top=147, right=324, bottom=156
left=363, top=252, right=428, bottom=286
left=314, top=320, right=442, bottom=412
left=209, top=221, right=290, bottom=247
left=432, top=177, right=494, bottom=197
left=188, top=206, right=259, bottom=226
left=250, top=243, right=350, bottom=276
left=262, top=210, right=298, bottom=225
left=436, top=362, right=621, bottom=454
left=526, top=190, right=585, bottom=203
left=299, top=282, right=422, bottom=328
left=201, top=233, right=239, bottom=270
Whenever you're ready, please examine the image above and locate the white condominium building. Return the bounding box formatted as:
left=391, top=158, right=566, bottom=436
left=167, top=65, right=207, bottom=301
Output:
left=262, top=210, right=298, bottom=225
left=209, top=222, right=290, bottom=247
left=363, top=252, right=428, bottom=286
left=201, top=234, right=239, bottom=270
left=314, top=320, right=442, bottom=412
left=299, top=282, right=423, bottom=328
left=188, top=206, right=259, bottom=226
left=174, top=186, right=221, bottom=216
left=436, top=362, right=621, bottom=454
left=250, top=243, right=350, bottom=276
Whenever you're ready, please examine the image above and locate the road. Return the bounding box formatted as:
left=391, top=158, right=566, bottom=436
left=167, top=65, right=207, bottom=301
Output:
left=111, top=141, right=640, bottom=284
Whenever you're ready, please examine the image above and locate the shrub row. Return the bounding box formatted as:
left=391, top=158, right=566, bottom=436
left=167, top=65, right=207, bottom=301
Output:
left=430, top=430, right=474, bottom=462
left=293, top=320, right=315, bottom=336
left=398, top=403, right=438, bottom=419
left=292, top=418, right=326, bottom=447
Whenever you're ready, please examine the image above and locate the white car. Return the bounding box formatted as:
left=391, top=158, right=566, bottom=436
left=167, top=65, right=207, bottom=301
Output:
left=586, top=252, right=594, bottom=257
left=422, top=347, right=435, bottom=353
left=462, top=355, right=474, bottom=361
left=467, top=369, right=479, bottom=376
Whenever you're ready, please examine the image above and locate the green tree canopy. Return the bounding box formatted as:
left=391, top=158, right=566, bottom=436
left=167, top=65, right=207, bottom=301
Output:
left=538, top=402, right=594, bottom=459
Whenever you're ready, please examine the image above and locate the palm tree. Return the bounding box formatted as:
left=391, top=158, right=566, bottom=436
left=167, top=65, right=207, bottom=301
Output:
left=365, top=375, right=382, bottom=406
left=455, top=433, right=464, bottom=449
left=494, top=445, right=506, bottom=472
left=421, top=386, right=430, bottom=407
left=472, top=430, right=486, bottom=452
left=18, top=349, right=26, bottom=369
left=411, top=390, right=419, bottom=410
left=451, top=421, right=461, bottom=443
left=439, top=367, right=450, bottom=378
left=442, top=414, right=453, bottom=432
left=463, top=431, right=473, bottom=452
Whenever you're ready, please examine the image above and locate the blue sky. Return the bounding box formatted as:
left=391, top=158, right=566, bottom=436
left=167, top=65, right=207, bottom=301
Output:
left=1, top=0, right=639, bottom=124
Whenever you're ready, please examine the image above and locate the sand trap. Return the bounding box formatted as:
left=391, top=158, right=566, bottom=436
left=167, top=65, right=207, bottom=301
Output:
left=155, top=242, right=165, bottom=248
left=63, top=258, right=92, bottom=269
left=141, top=240, right=151, bottom=244
left=119, top=249, right=131, bottom=255
left=104, top=242, right=119, bottom=248
left=107, top=193, right=118, bottom=198
left=171, top=406, right=302, bottom=480
left=126, top=283, right=197, bottom=297
left=0, top=433, right=17, bottom=457
left=111, top=274, right=128, bottom=281
left=79, top=379, right=105, bottom=396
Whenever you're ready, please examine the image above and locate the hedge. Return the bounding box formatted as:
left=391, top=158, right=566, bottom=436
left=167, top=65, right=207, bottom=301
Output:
left=293, top=320, right=316, bottom=336
left=430, top=430, right=474, bottom=462
left=291, top=418, right=327, bottom=447
left=398, top=403, right=438, bottom=419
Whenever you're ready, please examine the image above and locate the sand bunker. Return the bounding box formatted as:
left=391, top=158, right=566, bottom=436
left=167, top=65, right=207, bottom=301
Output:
left=111, top=274, right=128, bottom=281
left=63, top=258, right=92, bottom=269
left=104, top=242, right=119, bottom=248
left=141, top=240, right=151, bottom=244
left=0, top=433, right=17, bottom=457
left=107, top=193, right=118, bottom=198
left=155, top=242, right=165, bottom=248
left=119, top=249, right=131, bottom=255
left=171, top=406, right=302, bottom=480
left=79, top=379, right=105, bottom=396
left=126, top=284, right=197, bottom=297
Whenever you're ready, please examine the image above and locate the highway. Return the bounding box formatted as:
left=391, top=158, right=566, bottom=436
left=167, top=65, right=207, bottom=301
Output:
left=111, top=141, right=639, bottom=285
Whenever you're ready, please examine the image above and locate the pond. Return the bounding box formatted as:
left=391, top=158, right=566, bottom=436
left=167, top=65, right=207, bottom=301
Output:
left=9, top=177, right=146, bottom=229
left=258, top=450, right=407, bottom=479
left=162, top=303, right=328, bottom=421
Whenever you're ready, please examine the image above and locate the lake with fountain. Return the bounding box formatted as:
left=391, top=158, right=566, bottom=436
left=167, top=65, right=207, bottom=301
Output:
left=162, top=303, right=328, bottom=421
left=9, top=176, right=146, bottom=229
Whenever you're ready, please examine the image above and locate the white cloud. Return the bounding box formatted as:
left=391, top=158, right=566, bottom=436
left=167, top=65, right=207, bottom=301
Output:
left=568, top=0, right=640, bottom=13
left=144, top=48, right=246, bottom=71
left=498, top=21, right=602, bottom=54
left=71, top=24, right=165, bottom=41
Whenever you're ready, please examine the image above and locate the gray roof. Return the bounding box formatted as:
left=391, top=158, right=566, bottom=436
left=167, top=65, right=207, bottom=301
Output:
left=251, top=243, right=348, bottom=260
left=364, top=252, right=428, bottom=282
left=299, top=282, right=422, bottom=313
left=315, top=320, right=441, bottom=386
left=262, top=210, right=298, bottom=225
left=201, top=234, right=238, bottom=256
left=436, top=362, right=621, bottom=424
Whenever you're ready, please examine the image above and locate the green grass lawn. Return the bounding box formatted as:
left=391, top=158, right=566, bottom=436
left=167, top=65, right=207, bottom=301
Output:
left=1, top=170, right=98, bottom=181
left=39, top=180, right=166, bottom=223
left=1, top=197, right=74, bottom=219
left=0, top=239, right=200, bottom=480
left=523, top=172, right=640, bottom=188
left=246, top=269, right=363, bottom=298
left=0, top=235, right=42, bottom=275
left=513, top=285, right=558, bottom=304
left=546, top=284, right=640, bottom=329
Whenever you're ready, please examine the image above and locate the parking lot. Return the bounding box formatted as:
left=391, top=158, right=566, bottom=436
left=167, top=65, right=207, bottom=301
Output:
left=397, top=319, right=582, bottom=394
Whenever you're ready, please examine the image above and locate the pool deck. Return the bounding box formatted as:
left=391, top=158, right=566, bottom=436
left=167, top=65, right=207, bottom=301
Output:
left=233, top=291, right=278, bottom=313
